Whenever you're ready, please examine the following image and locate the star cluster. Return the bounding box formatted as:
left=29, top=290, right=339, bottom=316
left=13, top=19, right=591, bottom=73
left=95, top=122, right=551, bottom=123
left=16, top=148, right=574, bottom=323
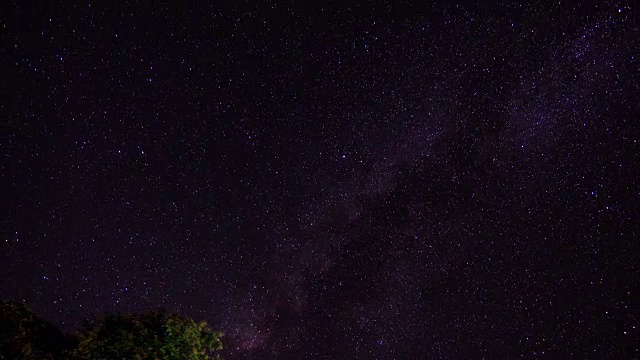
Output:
left=3, top=2, right=639, bottom=358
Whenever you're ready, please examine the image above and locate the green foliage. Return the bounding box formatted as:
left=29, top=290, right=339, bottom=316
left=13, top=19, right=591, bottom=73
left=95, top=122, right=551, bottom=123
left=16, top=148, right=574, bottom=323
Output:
left=0, top=302, right=223, bottom=360
left=0, top=300, right=74, bottom=360
left=72, top=310, right=223, bottom=360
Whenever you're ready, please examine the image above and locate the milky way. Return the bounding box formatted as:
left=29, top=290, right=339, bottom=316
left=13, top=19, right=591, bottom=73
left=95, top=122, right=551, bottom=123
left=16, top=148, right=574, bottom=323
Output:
left=3, top=2, right=639, bottom=358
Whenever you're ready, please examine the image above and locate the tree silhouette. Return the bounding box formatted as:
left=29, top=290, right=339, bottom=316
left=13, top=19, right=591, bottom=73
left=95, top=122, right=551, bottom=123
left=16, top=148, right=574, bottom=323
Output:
left=0, top=301, right=224, bottom=360
left=0, top=300, right=75, bottom=360
left=72, top=310, right=224, bottom=360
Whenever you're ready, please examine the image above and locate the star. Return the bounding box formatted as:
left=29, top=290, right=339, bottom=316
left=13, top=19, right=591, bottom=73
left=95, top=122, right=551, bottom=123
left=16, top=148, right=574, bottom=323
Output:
left=4, top=3, right=637, bottom=359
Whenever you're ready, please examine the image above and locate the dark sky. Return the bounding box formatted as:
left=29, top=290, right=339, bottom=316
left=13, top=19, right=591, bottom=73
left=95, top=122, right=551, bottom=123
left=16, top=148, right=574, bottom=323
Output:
left=3, top=1, right=639, bottom=358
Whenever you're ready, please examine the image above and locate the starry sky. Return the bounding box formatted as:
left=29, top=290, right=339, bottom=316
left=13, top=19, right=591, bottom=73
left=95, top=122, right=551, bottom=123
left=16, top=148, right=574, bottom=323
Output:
left=3, top=1, right=639, bottom=358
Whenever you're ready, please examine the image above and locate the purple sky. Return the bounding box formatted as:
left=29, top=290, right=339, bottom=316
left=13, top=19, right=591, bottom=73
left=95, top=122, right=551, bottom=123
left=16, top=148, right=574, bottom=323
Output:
left=3, top=2, right=639, bottom=358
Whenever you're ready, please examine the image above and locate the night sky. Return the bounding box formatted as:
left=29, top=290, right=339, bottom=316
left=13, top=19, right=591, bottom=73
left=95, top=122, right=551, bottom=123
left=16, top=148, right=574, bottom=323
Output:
left=3, top=1, right=640, bottom=358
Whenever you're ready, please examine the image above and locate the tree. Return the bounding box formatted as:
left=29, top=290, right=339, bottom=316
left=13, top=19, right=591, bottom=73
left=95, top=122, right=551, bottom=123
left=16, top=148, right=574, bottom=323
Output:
left=0, top=301, right=223, bottom=360
left=72, top=310, right=224, bottom=360
left=0, top=300, right=75, bottom=360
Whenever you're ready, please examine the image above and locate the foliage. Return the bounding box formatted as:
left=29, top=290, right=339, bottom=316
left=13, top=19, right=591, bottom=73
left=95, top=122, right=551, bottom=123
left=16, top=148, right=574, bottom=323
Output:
left=72, top=310, right=224, bottom=360
left=0, top=301, right=223, bottom=360
left=0, top=300, right=74, bottom=360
